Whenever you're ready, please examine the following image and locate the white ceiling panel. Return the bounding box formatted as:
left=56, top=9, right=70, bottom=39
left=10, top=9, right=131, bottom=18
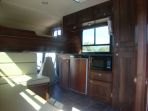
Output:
left=0, top=0, right=108, bottom=34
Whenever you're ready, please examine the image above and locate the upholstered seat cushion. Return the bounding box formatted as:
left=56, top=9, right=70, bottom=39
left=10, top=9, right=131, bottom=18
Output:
left=0, top=74, right=50, bottom=86
left=27, top=74, right=50, bottom=85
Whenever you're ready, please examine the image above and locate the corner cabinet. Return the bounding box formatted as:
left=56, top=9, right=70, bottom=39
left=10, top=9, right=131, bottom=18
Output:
left=88, top=70, right=112, bottom=103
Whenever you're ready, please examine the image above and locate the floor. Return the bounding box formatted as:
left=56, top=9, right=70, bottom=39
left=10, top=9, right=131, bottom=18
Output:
left=49, top=84, right=119, bottom=111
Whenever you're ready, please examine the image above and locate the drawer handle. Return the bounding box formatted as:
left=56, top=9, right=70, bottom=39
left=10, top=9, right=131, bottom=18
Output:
left=98, top=74, right=102, bottom=76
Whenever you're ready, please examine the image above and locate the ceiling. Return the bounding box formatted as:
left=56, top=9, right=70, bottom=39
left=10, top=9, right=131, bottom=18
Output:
left=0, top=0, right=108, bottom=35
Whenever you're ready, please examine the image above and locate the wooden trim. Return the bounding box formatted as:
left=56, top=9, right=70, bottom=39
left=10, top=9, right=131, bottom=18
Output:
left=135, top=0, right=147, bottom=111
left=112, top=0, right=120, bottom=107
left=146, top=0, right=148, bottom=110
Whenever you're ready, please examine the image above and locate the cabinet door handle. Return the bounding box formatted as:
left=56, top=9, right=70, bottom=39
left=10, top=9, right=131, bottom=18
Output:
left=134, top=77, right=137, bottom=83
left=116, top=43, right=119, bottom=46
left=98, top=74, right=102, bottom=76
left=116, top=53, right=119, bottom=56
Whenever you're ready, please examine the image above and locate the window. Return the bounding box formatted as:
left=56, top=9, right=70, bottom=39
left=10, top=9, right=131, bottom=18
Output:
left=37, top=53, right=43, bottom=71
left=53, top=29, right=61, bottom=37
left=82, top=24, right=111, bottom=53
left=44, top=52, right=57, bottom=76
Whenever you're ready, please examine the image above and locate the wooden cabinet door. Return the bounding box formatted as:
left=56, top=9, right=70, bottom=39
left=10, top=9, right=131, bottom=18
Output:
left=59, top=58, right=70, bottom=89
left=88, top=80, right=112, bottom=103
left=70, top=58, right=88, bottom=94
left=63, top=13, right=77, bottom=27
left=63, top=13, right=79, bottom=32
left=112, top=47, right=137, bottom=111
left=113, top=0, right=137, bottom=110
left=77, top=7, right=93, bottom=23
left=113, top=0, right=136, bottom=47
left=93, top=1, right=112, bottom=20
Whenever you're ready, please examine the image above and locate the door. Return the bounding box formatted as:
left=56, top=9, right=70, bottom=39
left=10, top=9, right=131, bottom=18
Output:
left=112, top=47, right=137, bottom=111
left=59, top=58, right=69, bottom=89
left=70, top=58, right=88, bottom=94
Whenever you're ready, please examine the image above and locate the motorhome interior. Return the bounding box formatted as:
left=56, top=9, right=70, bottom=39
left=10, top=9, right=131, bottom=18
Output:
left=0, top=0, right=147, bottom=111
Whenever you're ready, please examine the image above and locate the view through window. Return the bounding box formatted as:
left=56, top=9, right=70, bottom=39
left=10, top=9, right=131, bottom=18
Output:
left=82, top=25, right=111, bottom=53
left=37, top=53, right=43, bottom=71
left=53, top=29, right=61, bottom=37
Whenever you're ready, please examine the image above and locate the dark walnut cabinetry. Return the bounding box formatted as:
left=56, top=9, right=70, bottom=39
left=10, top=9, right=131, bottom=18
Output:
left=70, top=57, right=88, bottom=94
left=58, top=54, right=70, bottom=89
left=88, top=70, right=112, bottom=103
left=77, top=8, right=93, bottom=24
left=112, top=0, right=137, bottom=110
left=0, top=26, right=67, bottom=52
left=58, top=54, right=88, bottom=94
left=63, top=1, right=112, bottom=53
left=90, top=70, right=112, bottom=82
left=28, top=83, right=49, bottom=100
left=89, top=80, right=112, bottom=103
left=93, top=1, right=112, bottom=20
left=59, top=58, right=70, bottom=89
left=63, top=13, right=78, bottom=32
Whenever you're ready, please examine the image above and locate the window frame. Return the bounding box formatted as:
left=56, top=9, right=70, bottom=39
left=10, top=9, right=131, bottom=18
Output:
left=53, top=28, right=62, bottom=37
left=81, top=22, right=112, bottom=54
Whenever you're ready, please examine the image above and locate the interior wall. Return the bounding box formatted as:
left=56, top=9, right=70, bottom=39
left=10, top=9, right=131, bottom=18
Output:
left=0, top=52, right=37, bottom=77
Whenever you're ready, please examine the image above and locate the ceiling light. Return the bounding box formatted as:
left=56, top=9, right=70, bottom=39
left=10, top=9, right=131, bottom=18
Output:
left=73, top=0, right=87, bottom=3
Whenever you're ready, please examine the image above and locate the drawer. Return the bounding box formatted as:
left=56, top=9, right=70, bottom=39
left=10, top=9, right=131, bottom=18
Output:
left=88, top=80, right=112, bottom=103
left=90, top=70, right=112, bottom=82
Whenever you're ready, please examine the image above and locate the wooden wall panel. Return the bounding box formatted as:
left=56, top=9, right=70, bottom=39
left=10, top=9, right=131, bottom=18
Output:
left=134, top=0, right=147, bottom=111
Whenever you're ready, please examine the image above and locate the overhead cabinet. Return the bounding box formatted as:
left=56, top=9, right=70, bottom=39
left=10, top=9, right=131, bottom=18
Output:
left=63, top=1, right=113, bottom=53
left=0, top=35, right=66, bottom=51
left=63, top=1, right=112, bottom=26
left=93, top=1, right=113, bottom=20
left=0, top=26, right=71, bottom=52
left=77, top=7, right=93, bottom=24
left=63, top=13, right=79, bottom=32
